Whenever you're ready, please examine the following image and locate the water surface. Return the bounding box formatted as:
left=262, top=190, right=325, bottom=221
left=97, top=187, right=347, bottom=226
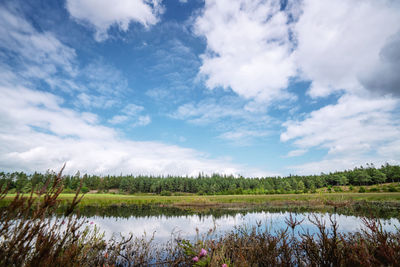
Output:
left=79, top=207, right=400, bottom=242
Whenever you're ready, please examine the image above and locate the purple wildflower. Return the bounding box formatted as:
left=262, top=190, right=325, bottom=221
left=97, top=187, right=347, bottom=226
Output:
left=222, top=264, right=228, bottom=267
left=192, top=256, right=199, bottom=262
left=199, top=248, right=207, bottom=257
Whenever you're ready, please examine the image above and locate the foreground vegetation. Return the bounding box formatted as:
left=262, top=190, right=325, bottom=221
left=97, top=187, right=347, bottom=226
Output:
left=1, top=168, right=400, bottom=266
left=1, top=164, right=400, bottom=196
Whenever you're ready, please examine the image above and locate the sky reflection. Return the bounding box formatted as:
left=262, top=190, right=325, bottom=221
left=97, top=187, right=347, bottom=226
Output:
left=86, top=211, right=400, bottom=243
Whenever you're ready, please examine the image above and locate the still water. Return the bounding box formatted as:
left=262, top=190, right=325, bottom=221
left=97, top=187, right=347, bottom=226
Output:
left=79, top=207, right=400, bottom=242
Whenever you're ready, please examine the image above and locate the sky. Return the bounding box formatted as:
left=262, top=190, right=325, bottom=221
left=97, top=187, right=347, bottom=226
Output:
left=0, top=0, right=399, bottom=177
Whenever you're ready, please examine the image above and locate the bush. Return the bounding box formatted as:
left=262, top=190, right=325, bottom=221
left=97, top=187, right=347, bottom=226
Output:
left=359, top=186, right=366, bottom=193
left=388, top=186, right=398, bottom=192
left=160, top=190, right=172, bottom=196
left=369, top=187, right=379, bottom=192
left=81, top=186, right=90, bottom=193
left=62, top=187, right=75, bottom=193
left=333, top=186, right=343, bottom=192
left=310, top=186, right=317, bottom=193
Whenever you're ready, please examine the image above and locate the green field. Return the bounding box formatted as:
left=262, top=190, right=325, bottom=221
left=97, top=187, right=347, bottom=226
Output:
left=3, top=192, right=400, bottom=207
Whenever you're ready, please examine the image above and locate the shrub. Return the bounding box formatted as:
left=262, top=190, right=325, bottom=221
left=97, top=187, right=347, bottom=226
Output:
left=359, top=186, right=366, bottom=193
left=310, top=186, right=317, bottom=193
left=388, top=186, right=398, bottom=192
left=333, top=186, right=343, bottom=192
left=62, top=187, right=75, bottom=193
left=160, top=190, right=172, bottom=196
left=81, top=186, right=90, bottom=193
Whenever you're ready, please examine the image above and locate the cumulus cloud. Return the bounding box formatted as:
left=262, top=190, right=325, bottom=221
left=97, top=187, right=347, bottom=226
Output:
left=281, top=94, right=400, bottom=173
left=0, top=85, right=268, bottom=176
left=360, top=31, right=400, bottom=97
left=194, top=0, right=400, bottom=100
left=194, top=0, right=296, bottom=102
left=279, top=0, right=400, bottom=172
left=66, top=0, right=164, bottom=41
left=294, top=0, right=400, bottom=98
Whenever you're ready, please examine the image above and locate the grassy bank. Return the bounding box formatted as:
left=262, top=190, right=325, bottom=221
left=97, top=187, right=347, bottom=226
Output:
left=3, top=192, right=400, bottom=207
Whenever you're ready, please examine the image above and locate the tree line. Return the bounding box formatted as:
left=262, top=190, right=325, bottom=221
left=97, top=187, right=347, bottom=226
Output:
left=1, top=163, right=400, bottom=195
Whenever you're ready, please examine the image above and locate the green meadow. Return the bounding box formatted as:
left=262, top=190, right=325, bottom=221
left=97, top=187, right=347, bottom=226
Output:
left=3, top=191, right=400, bottom=207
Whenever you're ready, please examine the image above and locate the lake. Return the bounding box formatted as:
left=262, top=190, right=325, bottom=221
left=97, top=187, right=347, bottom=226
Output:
left=75, top=206, right=400, bottom=243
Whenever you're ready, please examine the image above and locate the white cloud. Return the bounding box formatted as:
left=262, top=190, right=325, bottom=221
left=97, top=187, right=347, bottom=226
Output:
left=108, top=104, right=150, bottom=127
left=0, top=85, right=270, bottom=176
left=281, top=94, right=400, bottom=173
left=274, top=0, right=400, bottom=172
left=218, top=129, right=270, bottom=146
left=294, top=0, right=400, bottom=98
left=122, top=104, right=144, bottom=115
left=0, top=6, right=132, bottom=108
left=133, top=115, right=151, bottom=127
left=76, top=93, right=118, bottom=109
left=108, top=115, right=129, bottom=125
left=360, top=31, right=400, bottom=97
left=0, top=6, right=77, bottom=84
left=171, top=97, right=273, bottom=143
left=193, top=0, right=400, bottom=101
left=172, top=97, right=270, bottom=125
left=287, top=157, right=400, bottom=176
left=66, top=0, right=164, bottom=41
left=194, top=0, right=296, bottom=102
left=219, top=130, right=269, bottom=141
left=79, top=62, right=129, bottom=95
left=286, top=149, right=307, bottom=158
left=146, top=88, right=170, bottom=101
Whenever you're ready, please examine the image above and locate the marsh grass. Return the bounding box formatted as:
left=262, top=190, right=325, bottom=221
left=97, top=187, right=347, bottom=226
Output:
left=3, top=192, right=400, bottom=208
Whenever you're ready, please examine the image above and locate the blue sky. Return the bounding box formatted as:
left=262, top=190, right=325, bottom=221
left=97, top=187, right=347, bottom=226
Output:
left=0, top=0, right=399, bottom=176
